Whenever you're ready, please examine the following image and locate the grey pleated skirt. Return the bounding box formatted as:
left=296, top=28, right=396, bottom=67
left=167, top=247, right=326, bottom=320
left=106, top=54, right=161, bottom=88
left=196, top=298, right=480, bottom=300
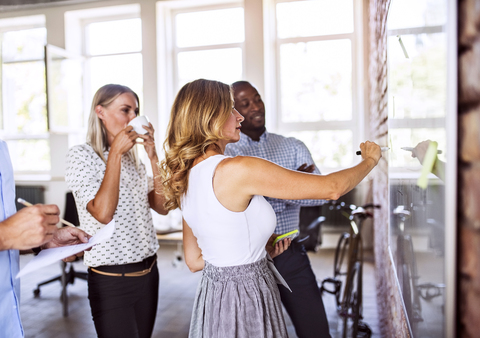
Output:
left=188, top=257, right=288, bottom=338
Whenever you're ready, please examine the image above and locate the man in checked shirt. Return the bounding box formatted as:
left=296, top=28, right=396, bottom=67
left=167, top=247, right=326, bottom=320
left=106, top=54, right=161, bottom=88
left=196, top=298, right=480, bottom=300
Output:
left=225, top=81, right=331, bottom=338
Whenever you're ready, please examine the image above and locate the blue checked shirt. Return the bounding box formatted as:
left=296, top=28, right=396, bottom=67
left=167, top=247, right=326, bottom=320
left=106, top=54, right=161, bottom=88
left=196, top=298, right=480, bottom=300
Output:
left=225, top=131, right=325, bottom=235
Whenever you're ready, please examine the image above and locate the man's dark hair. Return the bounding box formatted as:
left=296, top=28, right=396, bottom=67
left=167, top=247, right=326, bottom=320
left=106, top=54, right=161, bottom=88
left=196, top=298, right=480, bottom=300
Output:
left=232, top=80, right=255, bottom=93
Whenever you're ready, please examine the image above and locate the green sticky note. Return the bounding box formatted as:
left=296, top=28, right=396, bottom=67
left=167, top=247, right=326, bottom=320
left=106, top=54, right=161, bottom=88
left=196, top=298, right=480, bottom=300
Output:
left=417, top=141, right=438, bottom=189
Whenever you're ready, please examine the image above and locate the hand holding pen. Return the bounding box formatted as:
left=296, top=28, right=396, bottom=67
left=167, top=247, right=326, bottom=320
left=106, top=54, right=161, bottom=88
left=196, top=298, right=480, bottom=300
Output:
left=0, top=201, right=61, bottom=250
left=17, top=198, right=76, bottom=227
left=2, top=199, right=90, bottom=254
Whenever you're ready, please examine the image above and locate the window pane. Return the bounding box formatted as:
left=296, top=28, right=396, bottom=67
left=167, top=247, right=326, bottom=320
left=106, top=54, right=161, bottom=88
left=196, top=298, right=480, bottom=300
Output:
left=86, top=18, right=142, bottom=56
left=48, top=51, right=84, bottom=130
left=175, top=8, right=244, bottom=48
left=388, top=33, right=446, bottom=119
left=89, top=53, right=143, bottom=104
left=7, top=139, right=50, bottom=171
left=287, top=130, right=352, bottom=169
left=388, top=0, right=446, bottom=30
left=177, top=48, right=242, bottom=89
left=277, top=0, right=353, bottom=39
left=280, top=40, right=352, bottom=122
left=3, top=61, right=47, bottom=134
left=2, top=28, right=46, bottom=62
left=389, top=128, right=446, bottom=168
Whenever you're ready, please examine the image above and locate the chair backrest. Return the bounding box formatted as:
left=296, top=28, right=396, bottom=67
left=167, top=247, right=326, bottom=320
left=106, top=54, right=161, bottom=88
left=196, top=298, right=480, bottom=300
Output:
left=299, top=216, right=326, bottom=252
left=63, top=191, right=80, bottom=227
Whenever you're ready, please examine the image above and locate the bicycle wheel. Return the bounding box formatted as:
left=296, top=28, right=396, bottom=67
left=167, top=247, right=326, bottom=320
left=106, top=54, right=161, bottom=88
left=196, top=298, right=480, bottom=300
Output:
left=342, top=261, right=362, bottom=338
left=401, top=263, right=413, bottom=321
left=334, top=232, right=350, bottom=307
left=397, top=235, right=423, bottom=336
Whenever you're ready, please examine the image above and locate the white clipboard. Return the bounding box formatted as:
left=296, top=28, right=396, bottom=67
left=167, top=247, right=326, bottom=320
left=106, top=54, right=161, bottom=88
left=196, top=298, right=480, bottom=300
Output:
left=16, top=220, right=115, bottom=279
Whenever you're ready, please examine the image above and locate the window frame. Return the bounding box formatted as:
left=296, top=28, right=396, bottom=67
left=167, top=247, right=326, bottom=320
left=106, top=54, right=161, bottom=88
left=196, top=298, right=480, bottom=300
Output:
left=169, top=1, right=245, bottom=92
left=387, top=24, right=445, bottom=132
left=156, top=0, right=246, bottom=144
left=266, top=0, right=365, bottom=171
left=79, top=11, right=143, bottom=105
left=0, top=17, right=47, bottom=140
left=387, top=23, right=447, bottom=175
left=0, top=16, right=51, bottom=175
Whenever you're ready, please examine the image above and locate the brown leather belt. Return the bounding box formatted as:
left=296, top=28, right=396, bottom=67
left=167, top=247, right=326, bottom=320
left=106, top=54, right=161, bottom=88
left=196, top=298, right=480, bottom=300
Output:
left=90, top=256, right=157, bottom=277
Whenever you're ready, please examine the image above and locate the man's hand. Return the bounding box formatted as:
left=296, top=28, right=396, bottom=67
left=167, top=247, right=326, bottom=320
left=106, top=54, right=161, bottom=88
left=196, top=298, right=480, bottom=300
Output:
left=43, top=227, right=92, bottom=262
left=0, top=204, right=60, bottom=251
left=297, top=163, right=315, bottom=173
left=266, top=233, right=291, bottom=259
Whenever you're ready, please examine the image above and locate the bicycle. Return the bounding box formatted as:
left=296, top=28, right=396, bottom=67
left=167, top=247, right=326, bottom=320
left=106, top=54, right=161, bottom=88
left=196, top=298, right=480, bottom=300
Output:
left=393, top=205, right=445, bottom=336
left=320, top=201, right=380, bottom=338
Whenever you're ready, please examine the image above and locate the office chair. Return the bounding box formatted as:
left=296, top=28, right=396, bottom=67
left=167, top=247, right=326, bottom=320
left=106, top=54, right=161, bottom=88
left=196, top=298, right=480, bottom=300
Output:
left=32, top=191, right=88, bottom=317
left=299, top=215, right=326, bottom=252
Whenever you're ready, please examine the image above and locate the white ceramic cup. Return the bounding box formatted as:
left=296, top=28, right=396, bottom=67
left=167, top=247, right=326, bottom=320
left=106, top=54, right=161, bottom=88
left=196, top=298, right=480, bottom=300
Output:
left=128, top=115, right=150, bottom=134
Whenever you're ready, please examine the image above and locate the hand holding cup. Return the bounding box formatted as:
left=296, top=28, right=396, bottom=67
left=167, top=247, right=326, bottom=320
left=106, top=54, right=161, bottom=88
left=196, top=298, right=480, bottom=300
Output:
left=127, top=115, right=150, bottom=135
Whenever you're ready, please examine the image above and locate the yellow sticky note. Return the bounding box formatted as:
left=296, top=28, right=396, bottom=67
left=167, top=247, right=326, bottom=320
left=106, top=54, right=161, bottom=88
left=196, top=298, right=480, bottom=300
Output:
left=417, top=141, right=438, bottom=189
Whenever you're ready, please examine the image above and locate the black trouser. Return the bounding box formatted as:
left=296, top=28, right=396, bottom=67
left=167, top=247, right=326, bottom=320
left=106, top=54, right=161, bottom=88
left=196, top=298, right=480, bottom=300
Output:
left=87, top=255, right=159, bottom=338
left=274, top=241, right=331, bottom=338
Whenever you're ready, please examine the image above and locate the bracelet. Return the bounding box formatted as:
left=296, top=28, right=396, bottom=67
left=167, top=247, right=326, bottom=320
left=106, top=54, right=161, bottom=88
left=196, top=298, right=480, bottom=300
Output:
left=32, top=246, right=42, bottom=255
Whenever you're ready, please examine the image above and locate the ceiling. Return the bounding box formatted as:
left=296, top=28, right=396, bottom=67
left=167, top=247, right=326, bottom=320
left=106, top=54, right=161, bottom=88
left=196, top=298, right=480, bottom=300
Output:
left=0, top=0, right=101, bottom=11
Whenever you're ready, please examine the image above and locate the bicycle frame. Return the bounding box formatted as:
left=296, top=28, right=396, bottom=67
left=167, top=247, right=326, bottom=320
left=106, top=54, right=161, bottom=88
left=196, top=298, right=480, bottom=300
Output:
left=320, top=202, right=379, bottom=338
left=393, top=205, right=445, bottom=336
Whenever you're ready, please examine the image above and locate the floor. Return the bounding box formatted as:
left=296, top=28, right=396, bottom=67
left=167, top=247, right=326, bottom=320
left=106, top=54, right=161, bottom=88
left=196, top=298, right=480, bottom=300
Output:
left=19, top=246, right=380, bottom=338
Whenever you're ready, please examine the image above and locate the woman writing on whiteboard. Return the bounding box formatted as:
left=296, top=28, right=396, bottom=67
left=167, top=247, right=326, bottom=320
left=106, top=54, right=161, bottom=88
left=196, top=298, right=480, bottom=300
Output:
left=160, top=79, right=381, bottom=337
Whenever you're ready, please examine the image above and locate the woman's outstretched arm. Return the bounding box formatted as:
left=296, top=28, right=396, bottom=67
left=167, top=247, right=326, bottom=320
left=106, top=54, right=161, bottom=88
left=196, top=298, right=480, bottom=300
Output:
left=214, top=141, right=381, bottom=212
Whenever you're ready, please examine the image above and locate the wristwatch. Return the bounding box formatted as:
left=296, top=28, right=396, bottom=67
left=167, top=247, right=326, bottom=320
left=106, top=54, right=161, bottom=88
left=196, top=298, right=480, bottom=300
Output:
left=32, top=246, right=42, bottom=255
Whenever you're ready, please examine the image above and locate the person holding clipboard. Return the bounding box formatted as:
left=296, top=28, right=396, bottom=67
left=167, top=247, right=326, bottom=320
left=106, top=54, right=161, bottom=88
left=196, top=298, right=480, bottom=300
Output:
left=0, top=139, right=91, bottom=338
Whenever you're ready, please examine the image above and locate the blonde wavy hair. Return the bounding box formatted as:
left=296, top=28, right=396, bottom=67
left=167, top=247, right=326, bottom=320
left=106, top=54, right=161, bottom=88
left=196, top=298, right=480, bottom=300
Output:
left=87, top=84, right=140, bottom=169
left=159, top=79, right=233, bottom=211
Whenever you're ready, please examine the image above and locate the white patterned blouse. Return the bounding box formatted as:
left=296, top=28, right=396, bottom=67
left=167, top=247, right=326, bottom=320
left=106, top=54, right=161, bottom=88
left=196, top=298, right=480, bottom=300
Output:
left=65, top=143, right=159, bottom=267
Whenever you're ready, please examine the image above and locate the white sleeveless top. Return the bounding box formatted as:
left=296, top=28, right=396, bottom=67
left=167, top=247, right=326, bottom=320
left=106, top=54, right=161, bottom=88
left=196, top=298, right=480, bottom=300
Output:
left=181, top=155, right=277, bottom=267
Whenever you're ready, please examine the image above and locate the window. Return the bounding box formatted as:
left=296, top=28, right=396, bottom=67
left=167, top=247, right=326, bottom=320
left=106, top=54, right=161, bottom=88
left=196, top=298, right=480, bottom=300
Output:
left=170, top=4, right=245, bottom=91
left=387, top=0, right=447, bottom=171
left=80, top=6, right=143, bottom=105
left=272, top=0, right=361, bottom=172
left=0, top=15, right=50, bottom=173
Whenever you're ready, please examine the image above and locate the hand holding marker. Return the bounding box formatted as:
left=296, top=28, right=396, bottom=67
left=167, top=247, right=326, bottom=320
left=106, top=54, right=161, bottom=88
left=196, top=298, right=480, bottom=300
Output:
left=401, top=147, right=443, bottom=155
left=355, top=146, right=443, bottom=156
left=356, top=147, right=389, bottom=156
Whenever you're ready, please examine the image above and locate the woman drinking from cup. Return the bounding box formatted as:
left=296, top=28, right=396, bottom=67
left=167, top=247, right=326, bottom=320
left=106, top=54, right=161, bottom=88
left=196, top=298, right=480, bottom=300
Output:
left=66, top=84, right=167, bottom=338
